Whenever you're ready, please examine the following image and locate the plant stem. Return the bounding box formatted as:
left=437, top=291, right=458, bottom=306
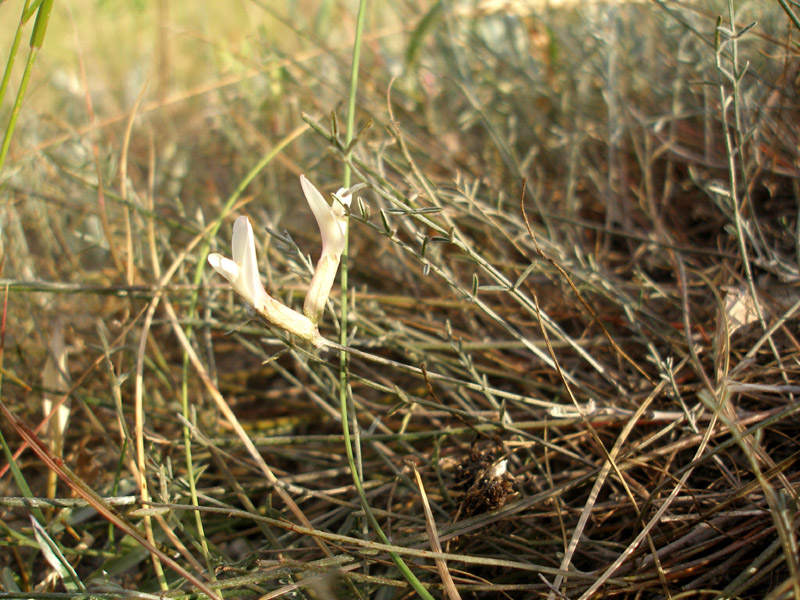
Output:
left=0, top=0, right=53, bottom=177
left=337, top=2, right=434, bottom=598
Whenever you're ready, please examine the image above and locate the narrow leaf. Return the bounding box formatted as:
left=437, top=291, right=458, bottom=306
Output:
left=31, top=516, right=85, bottom=592
left=405, top=1, right=443, bottom=68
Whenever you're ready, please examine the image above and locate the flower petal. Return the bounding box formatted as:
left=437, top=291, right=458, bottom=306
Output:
left=300, top=175, right=345, bottom=258
left=208, top=212, right=325, bottom=347
left=231, top=215, right=264, bottom=303
left=332, top=188, right=352, bottom=237
left=208, top=253, right=240, bottom=283
left=232, top=215, right=256, bottom=268
left=334, top=187, right=353, bottom=208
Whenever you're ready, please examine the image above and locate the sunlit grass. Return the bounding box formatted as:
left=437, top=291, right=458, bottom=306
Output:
left=1, top=1, right=799, bottom=598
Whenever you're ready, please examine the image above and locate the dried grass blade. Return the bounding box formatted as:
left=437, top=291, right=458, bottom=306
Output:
left=412, top=463, right=461, bottom=600
left=42, top=319, right=70, bottom=499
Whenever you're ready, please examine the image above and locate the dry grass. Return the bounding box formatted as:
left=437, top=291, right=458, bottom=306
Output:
left=1, top=0, right=799, bottom=598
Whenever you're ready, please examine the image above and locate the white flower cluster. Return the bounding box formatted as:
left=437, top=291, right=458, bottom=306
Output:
left=208, top=175, right=352, bottom=348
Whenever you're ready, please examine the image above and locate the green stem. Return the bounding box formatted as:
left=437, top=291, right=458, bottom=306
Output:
left=337, top=2, right=434, bottom=598
left=0, top=0, right=53, bottom=177
left=0, top=2, right=30, bottom=117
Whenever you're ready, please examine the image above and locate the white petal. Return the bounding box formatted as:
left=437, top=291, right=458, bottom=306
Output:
left=300, top=175, right=345, bottom=257
left=304, top=253, right=340, bottom=325
left=334, top=188, right=352, bottom=207
left=232, top=216, right=255, bottom=266
left=231, top=216, right=263, bottom=302
left=332, top=188, right=352, bottom=237
left=208, top=254, right=240, bottom=282
left=248, top=279, right=271, bottom=309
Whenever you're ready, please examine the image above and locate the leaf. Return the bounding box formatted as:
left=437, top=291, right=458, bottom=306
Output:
left=405, top=1, right=443, bottom=69
left=723, top=285, right=759, bottom=336
left=1, top=567, right=22, bottom=592
left=31, top=516, right=85, bottom=592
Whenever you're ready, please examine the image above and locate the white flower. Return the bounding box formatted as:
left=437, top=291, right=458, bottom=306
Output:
left=208, top=215, right=323, bottom=347
left=300, top=175, right=352, bottom=324
left=300, top=175, right=351, bottom=258
left=208, top=216, right=270, bottom=309
left=207, top=176, right=354, bottom=344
